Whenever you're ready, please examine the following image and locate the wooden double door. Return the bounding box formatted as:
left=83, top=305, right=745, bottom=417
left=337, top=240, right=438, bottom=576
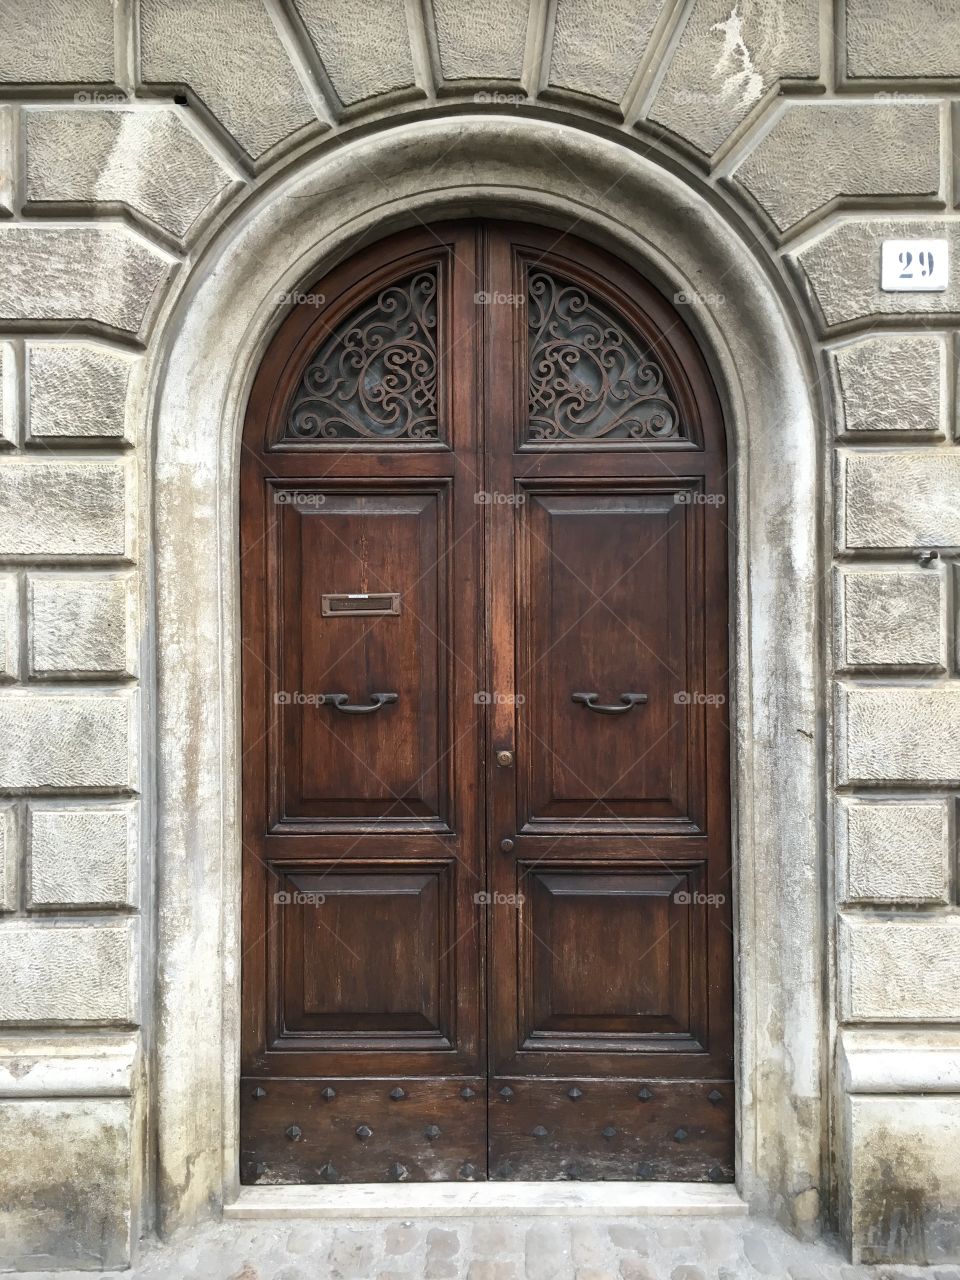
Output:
left=240, top=221, right=733, bottom=1184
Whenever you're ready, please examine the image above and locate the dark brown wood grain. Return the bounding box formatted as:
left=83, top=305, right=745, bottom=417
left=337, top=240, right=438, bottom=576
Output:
left=240, top=221, right=733, bottom=1183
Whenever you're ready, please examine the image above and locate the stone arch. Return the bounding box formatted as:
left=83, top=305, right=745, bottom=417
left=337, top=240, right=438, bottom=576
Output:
left=144, top=112, right=824, bottom=1236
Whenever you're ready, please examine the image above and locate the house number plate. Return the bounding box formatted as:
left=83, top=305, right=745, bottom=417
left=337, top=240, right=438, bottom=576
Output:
left=881, top=239, right=949, bottom=292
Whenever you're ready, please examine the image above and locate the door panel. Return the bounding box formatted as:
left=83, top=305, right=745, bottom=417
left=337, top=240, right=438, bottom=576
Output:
left=240, top=220, right=733, bottom=1185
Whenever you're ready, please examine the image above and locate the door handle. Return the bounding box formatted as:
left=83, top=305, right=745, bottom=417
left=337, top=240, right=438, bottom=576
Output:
left=319, top=692, right=398, bottom=714
left=571, top=692, right=648, bottom=715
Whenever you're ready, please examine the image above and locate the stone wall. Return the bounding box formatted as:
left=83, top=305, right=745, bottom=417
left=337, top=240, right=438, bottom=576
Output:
left=0, top=0, right=957, bottom=1268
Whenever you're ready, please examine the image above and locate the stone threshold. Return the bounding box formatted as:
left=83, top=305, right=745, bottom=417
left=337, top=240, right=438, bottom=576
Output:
left=225, top=1182, right=748, bottom=1219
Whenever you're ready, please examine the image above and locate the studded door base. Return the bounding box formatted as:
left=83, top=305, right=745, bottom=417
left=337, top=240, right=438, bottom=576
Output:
left=241, top=1077, right=487, bottom=1183
left=487, top=1079, right=734, bottom=1182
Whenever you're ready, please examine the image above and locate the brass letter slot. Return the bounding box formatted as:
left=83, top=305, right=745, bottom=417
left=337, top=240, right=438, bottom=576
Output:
left=321, top=592, right=401, bottom=617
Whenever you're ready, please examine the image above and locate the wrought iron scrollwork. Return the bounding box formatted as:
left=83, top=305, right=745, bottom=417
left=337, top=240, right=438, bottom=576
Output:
left=526, top=269, right=684, bottom=443
left=284, top=269, right=439, bottom=441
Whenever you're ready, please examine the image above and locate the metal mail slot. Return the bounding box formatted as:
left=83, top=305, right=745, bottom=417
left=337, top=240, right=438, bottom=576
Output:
left=321, top=592, right=401, bottom=617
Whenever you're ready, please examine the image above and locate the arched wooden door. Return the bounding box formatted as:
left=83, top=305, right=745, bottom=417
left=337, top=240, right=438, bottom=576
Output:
left=239, top=221, right=733, bottom=1184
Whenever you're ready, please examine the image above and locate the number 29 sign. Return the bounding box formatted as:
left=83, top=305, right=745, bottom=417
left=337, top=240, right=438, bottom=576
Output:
left=881, top=239, right=949, bottom=292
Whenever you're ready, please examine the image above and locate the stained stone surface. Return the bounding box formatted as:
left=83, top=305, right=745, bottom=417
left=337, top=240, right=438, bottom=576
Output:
left=735, top=101, right=940, bottom=230
left=548, top=0, right=666, bottom=103
left=0, top=802, right=16, bottom=912
left=14, top=1211, right=953, bottom=1279
left=845, top=0, right=960, bottom=78
left=793, top=221, right=960, bottom=329
left=0, top=340, right=14, bottom=447
left=0, top=573, right=18, bottom=682
left=834, top=567, right=944, bottom=669
left=25, top=107, right=235, bottom=240
left=0, top=922, right=136, bottom=1024
left=140, top=0, right=317, bottom=159
left=0, top=226, right=171, bottom=336
left=295, top=0, right=415, bottom=104
left=432, top=0, right=529, bottom=82
left=836, top=799, right=950, bottom=904
left=0, top=0, right=114, bottom=84
left=831, top=334, right=946, bottom=436
left=26, top=342, right=134, bottom=442
left=649, top=0, right=819, bottom=154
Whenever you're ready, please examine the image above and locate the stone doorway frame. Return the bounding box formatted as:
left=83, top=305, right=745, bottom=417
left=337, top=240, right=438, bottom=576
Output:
left=145, top=114, right=825, bottom=1237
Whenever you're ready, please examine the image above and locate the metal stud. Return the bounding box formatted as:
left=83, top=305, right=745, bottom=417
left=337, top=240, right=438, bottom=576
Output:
left=320, top=1087, right=337, bottom=1101
left=253, top=1162, right=267, bottom=1179
left=356, top=1124, right=373, bottom=1140
left=388, top=1162, right=411, bottom=1182
left=564, top=1163, right=582, bottom=1180
left=567, top=1086, right=583, bottom=1101
left=459, top=1162, right=478, bottom=1180
left=389, top=1087, right=406, bottom=1100
left=532, top=1125, right=548, bottom=1138
left=673, top=1127, right=688, bottom=1143
left=636, top=1161, right=654, bottom=1180
left=252, top=1086, right=267, bottom=1100
left=708, top=1166, right=726, bottom=1183
left=499, top=1086, right=514, bottom=1101
left=602, top=1125, right=617, bottom=1139
left=637, top=1087, right=653, bottom=1102
left=285, top=1124, right=302, bottom=1141
left=319, top=1162, right=339, bottom=1183
left=707, top=1089, right=723, bottom=1105
left=424, top=1124, right=441, bottom=1141
left=496, top=1160, right=514, bottom=1179
left=460, top=1087, right=476, bottom=1100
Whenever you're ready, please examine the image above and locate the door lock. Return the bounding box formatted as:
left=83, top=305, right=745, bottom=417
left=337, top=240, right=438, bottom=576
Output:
left=496, top=750, right=514, bottom=768
left=500, top=838, right=515, bottom=853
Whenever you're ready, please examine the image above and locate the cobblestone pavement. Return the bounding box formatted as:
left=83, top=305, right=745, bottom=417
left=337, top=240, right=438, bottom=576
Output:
left=24, top=1215, right=960, bottom=1280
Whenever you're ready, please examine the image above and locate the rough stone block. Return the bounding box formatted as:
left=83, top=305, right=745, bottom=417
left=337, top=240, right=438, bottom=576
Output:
left=25, top=107, right=235, bottom=241
left=836, top=799, right=950, bottom=905
left=0, top=1097, right=135, bottom=1269
left=0, top=461, right=131, bottom=560
left=0, top=692, right=137, bottom=791
left=0, top=923, right=136, bottom=1024
left=28, top=574, right=136, bottom=678
left=839, top=450, right=960, bottom=550
left=843, top=1093, right=960, bottom=1264
left=649, top=0, right=819, bottom=154
left=0, top=573, right=18, bottom=681
left=140, top=0, right=317, bottom=159
left=846, top=0, right=960, bottom=79
left=832, top=334, right=947, bottom=437
left=432, top=0, right=528, bottom=83
left=548, top=0, right=665, bottom=103
left=28, top=802, right=138, bottom=909
left=836, top=685, right=960, bottom=785
left=0, top=0, right=114, bottom=85
left=0, top=107, right=13, bottom=217
left=834, top=568, right=944, bottom=669
left=0, top=341, right=15, bottom=448
left=793, top=221, right=960, bottom=329
left=26, top=342, right=134, bottom=442
left=295, top=0, right=415, bottom=103
left=840, top=916, right=960, bottom=1021
left=734, top=102, right=940, bottom=230
left=0, top=803, right=17, bottom=912
left=0, top=225, right=171, bottom=337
